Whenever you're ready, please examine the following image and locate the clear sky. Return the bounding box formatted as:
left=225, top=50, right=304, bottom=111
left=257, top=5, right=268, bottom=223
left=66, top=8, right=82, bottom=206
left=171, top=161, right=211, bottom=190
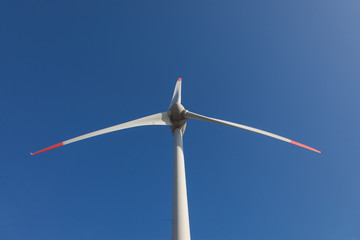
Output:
left=1, top=0, right=359, bottom=239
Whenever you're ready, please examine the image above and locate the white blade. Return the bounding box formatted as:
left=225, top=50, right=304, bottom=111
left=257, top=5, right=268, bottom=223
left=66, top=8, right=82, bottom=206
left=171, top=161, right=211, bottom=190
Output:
left=31, top=112, right=171, bottom=155
left=169, top=77, right=182, bottom=108
left=184, top=111, right=321, bottom=153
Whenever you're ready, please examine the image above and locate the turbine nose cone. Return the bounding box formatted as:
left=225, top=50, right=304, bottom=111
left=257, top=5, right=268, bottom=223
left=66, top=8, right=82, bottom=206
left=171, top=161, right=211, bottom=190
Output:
left=169, top=103, right=186, bottom=121
left=168, top=103, right=187, bottom=134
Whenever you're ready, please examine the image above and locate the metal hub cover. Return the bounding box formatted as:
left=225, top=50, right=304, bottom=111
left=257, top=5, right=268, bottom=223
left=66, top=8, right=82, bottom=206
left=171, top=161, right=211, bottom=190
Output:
left=168, top=103, right=187, bottom=134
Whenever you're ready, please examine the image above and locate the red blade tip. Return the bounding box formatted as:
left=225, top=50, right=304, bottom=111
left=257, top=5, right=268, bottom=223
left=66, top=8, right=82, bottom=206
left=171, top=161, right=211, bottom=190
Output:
left=30, top=142, right=64, bottom=155
left=290, top=140, right=322, bottom=153
left=177, top=77, right=182, bottom=81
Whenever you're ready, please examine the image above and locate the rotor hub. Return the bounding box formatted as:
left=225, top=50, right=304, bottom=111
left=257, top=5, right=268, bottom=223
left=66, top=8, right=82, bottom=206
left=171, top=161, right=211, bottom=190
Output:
left=168, top=103, right=187, bottom=134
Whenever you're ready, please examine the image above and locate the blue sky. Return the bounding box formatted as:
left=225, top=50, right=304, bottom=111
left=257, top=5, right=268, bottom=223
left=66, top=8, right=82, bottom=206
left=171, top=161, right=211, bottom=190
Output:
left=1, top=0, right=359, bottom=239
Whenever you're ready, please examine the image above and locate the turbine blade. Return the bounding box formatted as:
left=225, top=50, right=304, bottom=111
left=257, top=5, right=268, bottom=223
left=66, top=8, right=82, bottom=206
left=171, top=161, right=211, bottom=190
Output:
left=31, top=112, right=171, bottom=155
left=184, top=111, right=322, bottom=153
left=169, top=77, right=182, bottom=108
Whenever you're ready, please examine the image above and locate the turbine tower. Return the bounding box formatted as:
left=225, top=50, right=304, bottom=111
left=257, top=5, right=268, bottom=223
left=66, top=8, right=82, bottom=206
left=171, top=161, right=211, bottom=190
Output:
left=31, top=78, right=321, bottom=240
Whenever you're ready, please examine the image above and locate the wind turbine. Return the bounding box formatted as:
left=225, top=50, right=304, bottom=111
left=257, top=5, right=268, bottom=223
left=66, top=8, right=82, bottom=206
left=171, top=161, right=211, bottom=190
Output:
left=31, top=78, right=321, bottom=240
